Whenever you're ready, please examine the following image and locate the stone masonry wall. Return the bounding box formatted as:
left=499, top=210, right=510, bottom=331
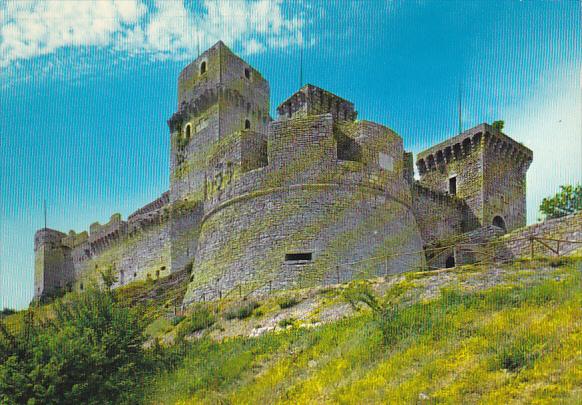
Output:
left=411, top=183, right=466, bottom=246
left=184, top=111, right=425, bottom=303
left=494, top=211, right=582, bottom=260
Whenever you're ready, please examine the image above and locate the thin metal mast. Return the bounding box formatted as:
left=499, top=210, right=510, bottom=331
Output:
left=299, top=45, right=303, bottom=88
left=458, top=82, right=463, bottom=134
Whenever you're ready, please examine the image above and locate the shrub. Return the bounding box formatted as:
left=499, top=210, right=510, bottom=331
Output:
left=145, top=317, right=173, bottom=338
left=0, top=308, right=16, bottom=317
left=175, top=305, right=215, bottom=339
left=277, top=296, right=300, bottom=309
left=171, top=315, right=186, bottom=326
left=223, top=301, right=259, bottom=320
left=0, top=288, right=147, bottom=405
left=491, top=334, right=544, bottom=372
left=278, top=317, right=295, bottom=328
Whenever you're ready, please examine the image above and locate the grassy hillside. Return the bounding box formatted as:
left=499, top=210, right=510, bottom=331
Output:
left=140, top=258, right=582, bottom=404
left=2, top=258, right=581, bottom=404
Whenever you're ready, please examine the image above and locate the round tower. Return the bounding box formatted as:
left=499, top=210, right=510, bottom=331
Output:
left=34, top=228, right=73, bottom=300
left=183, top=84, right=426, bottom=304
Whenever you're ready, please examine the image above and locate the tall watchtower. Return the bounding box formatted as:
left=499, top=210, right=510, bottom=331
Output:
left=166, top=41, right=271, bottom=273
left=34, top=228, right=74, bottom=300
left=416, top=123, right=533, bottom=233
left=167, top=41, right=270, bottom=203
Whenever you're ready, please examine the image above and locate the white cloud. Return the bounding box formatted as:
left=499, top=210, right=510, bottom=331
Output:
left=0, top=0, right=305, bottom=67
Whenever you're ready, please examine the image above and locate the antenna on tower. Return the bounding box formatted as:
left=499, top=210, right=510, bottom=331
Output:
left=43, top=199, right=47, bottom=229
left=299, top=45, right=303, bottom=88
left=458, top=81, right=463, bottom=135
left=196, top=28, right=200, bottom=58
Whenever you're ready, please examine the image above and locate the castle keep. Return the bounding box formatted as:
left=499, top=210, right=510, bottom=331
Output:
left=34, top=41, right=533, bottom=304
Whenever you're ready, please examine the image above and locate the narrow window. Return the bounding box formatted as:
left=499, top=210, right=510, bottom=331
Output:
left=133, top=272, right=137, bottom=278
left=244, top=68, right=251, bottom=79
left=200, top=61, right=206, bottom=75
left=449, top=176, right=457, bottom=195
left=245, top=119, right=251, bottom=129
left=80, top=283, right=84, bottom=291
left=285, top=253, right=312, bottom=263
left=185, top=124, right=191, bottom=139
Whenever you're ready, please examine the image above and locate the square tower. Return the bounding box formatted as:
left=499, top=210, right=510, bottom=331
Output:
left=416, top=123, right=532, bottom=233
left=167, top=41, right=271, bottom=203
left=166, top=41, right=271, bottom=273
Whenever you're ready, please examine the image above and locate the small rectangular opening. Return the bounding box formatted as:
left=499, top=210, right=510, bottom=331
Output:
left=285, top=253, right=312, bottom=263
left=449, top=176, right=457, bottom=195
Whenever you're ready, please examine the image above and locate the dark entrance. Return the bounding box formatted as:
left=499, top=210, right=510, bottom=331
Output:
left=492, top=216, right=507, bottom=233
left=445, top=255, right=455, bottom=268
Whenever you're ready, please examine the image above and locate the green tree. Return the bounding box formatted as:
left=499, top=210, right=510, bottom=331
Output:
left=539, top=184, right=582, bottom=219
left=492, top=120, right=505, bottom=130
left=99, top=265, right=118, bottom=290
left=0, top=288, right=148, bottom=404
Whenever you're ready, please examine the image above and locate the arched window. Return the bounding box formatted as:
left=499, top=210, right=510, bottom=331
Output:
left=244, top=119, right=251, bottom=129
left=445, top=255, right=455, bottom=268
left=185, top=124, right=191, bottom=139
left=200, top=61, right=206, bottom=75
left=245, top=68, right=251, bottom=79
left=492, top=216, right=507, bottom=233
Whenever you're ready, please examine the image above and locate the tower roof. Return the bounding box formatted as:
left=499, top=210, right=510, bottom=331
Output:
left=276, top=84, right=357, bottom=121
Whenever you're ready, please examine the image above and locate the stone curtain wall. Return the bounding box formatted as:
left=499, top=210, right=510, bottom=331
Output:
left=34, top=193, right=172, bottom=298
left=411, top=183, right=466, bottom=245
left=494, top=211, right=582, bottom=260
left=425, top=212, right=581, bottom=269
left=72, top=222, right=171, bottom=290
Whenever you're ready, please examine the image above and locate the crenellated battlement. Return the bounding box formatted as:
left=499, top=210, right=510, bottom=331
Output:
left=276, top=84, right=357, bottom=122
left=34, top=228, right=67, bottom=251
left=416, top=123, right=533, bottom=175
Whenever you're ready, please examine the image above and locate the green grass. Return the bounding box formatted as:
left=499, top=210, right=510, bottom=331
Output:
left=277, top=296, right=300, bottom=309
left=143, top=261, right=582, bottom=404
left=223, top=300, right=259, bottom=320
left=175, top=304, right=216, bottom=340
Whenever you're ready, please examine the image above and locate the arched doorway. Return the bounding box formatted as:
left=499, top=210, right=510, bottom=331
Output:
left=492, top=216, right=507, bottom=233
left=445, top=255, right=455, bottom=268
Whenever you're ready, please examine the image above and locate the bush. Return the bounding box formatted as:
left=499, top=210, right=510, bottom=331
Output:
left=278, top=317, right=295, bottom=328
left=0, top=288, right=147, bottom=405
left=277, top=296, right=300, bottom=309
left=175, top=305, right=215, bottom=339
left=171, top=315, right=186, bottom=326
left=223, top=301, right=259, bottom=320
left=491, top=334, right=544, bottom=372
left=0, top=308, right=16, bottom=317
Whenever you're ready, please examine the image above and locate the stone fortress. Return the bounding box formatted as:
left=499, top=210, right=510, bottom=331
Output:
left=34, top=41, right=534, bottom=304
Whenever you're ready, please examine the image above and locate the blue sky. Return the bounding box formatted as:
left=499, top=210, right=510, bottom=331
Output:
left=1, top=0, right=580, bottom=309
